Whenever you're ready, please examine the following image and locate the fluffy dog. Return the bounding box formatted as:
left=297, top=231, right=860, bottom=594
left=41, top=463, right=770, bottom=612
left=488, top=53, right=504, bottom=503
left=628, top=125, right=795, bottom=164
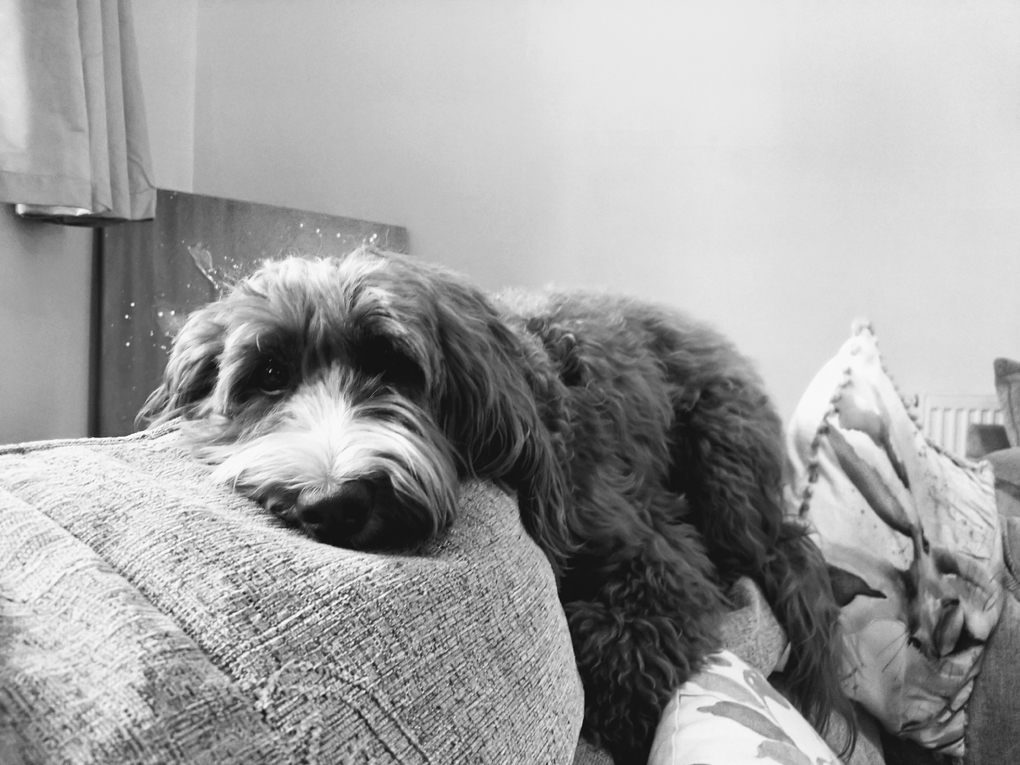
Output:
left=140, top=247, right=851, bottom=763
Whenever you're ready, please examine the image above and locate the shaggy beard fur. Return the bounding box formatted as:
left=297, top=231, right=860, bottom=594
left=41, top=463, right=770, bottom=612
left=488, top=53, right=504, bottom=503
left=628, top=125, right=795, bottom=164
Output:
left=140, top=247, right=854, bottom=764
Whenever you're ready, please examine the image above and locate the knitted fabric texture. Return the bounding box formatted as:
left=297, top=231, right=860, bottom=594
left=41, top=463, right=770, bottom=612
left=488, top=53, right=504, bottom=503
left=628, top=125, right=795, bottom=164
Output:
left=0, top=424, right=583, bottom=765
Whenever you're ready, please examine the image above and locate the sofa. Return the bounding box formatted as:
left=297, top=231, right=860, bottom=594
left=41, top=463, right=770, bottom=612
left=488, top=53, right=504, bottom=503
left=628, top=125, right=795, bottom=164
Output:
left=0, top=420, right=843, bottom=765
left=2, top=327, right=1018, bottom=765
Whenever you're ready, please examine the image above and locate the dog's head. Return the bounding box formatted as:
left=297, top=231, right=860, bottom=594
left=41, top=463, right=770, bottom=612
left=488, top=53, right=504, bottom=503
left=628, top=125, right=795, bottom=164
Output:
left=140, top=248, right=566, bottom=558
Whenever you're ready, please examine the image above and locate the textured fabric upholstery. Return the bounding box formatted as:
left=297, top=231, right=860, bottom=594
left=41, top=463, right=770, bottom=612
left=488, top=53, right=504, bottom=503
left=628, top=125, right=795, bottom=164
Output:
left=0, top=424, right=583, bottom=765
left=994, top=358, right=1020, bottom=448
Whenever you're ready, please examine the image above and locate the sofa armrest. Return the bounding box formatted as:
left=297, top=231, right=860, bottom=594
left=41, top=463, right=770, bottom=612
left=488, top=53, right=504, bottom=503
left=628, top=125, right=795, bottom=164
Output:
left=0, top=425, right=583, bottom=764
left=966, top=423, right=1012, bottom=460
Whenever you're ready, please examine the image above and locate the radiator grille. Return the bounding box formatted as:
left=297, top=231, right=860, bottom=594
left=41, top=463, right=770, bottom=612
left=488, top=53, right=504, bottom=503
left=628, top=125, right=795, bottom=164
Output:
left=921, top=395, right=1003, bottom=457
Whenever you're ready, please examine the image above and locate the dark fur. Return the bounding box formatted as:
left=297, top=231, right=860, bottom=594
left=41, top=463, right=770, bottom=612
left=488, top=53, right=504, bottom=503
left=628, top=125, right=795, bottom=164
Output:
left=140, top=248, right=852, bottom=763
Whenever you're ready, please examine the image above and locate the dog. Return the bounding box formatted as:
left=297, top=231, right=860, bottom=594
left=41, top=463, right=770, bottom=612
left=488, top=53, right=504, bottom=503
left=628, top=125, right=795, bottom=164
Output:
left=140, top=247, right=852, bottom=763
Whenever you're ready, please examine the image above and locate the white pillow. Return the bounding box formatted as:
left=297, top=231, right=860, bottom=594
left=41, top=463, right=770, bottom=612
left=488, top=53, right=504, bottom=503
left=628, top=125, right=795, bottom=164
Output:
left=648, top=650, right=842, bottom=765
left=787, top=321, right=1004, bottom=758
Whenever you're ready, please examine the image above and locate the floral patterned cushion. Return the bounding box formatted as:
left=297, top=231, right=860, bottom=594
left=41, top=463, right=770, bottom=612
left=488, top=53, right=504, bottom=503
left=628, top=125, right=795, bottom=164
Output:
left=787, top=322, right=1004, bottom=759
left=648, top=651, right=841, bottom=765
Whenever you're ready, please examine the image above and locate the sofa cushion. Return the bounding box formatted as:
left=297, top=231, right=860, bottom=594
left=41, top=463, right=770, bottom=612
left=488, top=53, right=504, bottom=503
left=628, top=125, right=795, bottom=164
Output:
left=787, top=322, right=1004, bottom=760
left=986, top=447, right=1020, bottom=521
left=994, top=358, right=1020, bottom=448
left=965, top=423, right=1011, bottom=460
left=0, top=424, right=582, bottom=765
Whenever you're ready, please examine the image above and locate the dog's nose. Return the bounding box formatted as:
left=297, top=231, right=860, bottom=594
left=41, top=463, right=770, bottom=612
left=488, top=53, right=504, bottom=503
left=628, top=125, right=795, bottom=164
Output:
left=298, top=480, right=376, bottom=543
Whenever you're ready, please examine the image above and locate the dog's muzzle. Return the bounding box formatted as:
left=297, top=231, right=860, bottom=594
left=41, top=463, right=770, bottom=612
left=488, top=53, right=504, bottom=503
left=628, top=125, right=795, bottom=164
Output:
left=195, top=367, right=461, bottom=551
left=294, top=478, right=378, bottom=544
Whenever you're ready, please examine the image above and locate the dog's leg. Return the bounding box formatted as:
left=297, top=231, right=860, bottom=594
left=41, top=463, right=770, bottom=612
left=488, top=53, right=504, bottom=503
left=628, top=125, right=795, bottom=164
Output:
left=763, top=521, right=856, bottom=753
left=667, top=379, right=856, bottom=752
left=564, top=520, right=725, bottom=765
left=667, top=377, right=787, bottom=579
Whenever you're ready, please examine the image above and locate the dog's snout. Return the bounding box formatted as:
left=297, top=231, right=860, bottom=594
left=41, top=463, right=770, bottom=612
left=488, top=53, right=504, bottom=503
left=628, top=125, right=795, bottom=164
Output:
left=298, top=480, right=377, bottom=543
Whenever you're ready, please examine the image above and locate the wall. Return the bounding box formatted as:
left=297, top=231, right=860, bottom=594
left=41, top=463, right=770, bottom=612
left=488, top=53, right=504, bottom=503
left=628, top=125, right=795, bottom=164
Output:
left=133, top=0, right=198, bottom=193
left=0, top=208, right=92, bottom=442
left=182, top=1, right=1020, bottom=419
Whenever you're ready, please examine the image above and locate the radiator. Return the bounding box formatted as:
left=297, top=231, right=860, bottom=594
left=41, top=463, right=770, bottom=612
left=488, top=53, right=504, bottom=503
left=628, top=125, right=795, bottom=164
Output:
left=921, top=394, right=1003, bottom=457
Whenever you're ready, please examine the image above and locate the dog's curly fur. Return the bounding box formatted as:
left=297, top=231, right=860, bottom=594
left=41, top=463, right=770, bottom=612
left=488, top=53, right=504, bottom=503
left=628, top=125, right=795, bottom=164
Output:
left=140, top=247, right=852, bottom=763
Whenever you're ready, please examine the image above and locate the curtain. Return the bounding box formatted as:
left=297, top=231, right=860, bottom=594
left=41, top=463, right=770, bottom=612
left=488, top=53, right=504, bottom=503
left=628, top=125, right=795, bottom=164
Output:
left=0, top=0, right=156, bottom=224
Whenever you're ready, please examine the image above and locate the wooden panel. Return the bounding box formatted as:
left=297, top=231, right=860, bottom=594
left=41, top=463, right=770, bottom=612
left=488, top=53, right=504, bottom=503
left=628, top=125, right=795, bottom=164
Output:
left=96, top=190, right=409, bottom=436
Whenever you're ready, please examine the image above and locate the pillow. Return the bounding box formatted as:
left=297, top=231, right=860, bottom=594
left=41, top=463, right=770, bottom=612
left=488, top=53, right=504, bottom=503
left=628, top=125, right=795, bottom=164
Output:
left=786, top=322, right=1004, bottom=760
left=0, top=425, right=583, bottom=764
left=994, top=358, right=1020, bottom=447
left=647, top=650, right=841, bottom=765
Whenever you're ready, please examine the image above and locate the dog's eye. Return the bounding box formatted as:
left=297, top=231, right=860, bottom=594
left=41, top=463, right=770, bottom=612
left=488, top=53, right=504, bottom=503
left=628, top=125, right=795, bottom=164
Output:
left=246, top=358, right=292, bottom=396
left=357, top=337, right=425, bottom=391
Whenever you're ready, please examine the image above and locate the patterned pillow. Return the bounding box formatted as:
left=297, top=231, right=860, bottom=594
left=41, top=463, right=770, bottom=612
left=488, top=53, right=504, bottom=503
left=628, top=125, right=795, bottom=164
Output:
left=787, top=322, right=1004, bottom=759
left=647, top=651, right=841, bottom=765
left=994, top=358, right=1020, bottom=447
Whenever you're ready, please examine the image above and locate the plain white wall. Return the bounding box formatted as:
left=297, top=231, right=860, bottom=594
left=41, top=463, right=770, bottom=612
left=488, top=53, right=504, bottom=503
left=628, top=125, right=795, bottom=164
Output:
left=10, top=1, right=1015, bottom=441
left=133, top=0, right=198, bottom=193
left=0, top=207, right=92, bottom=442
left=188, top=0, right=1020, bottom=419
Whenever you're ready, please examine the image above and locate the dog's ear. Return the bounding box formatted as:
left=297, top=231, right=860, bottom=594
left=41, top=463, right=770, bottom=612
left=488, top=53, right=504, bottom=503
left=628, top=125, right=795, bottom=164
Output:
left=136, top=305, right=224, bottom=428
left=432, top=286, right=572, bottom=573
